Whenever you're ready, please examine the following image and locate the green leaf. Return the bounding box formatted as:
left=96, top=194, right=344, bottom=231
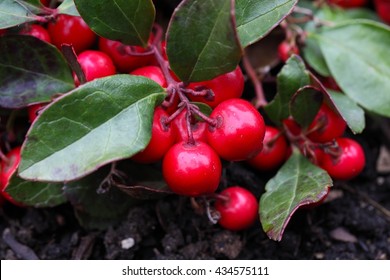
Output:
left=19, top=75, right=166, bottom=182
left=74, top=0, right=155, bottom=47
left=166, top=0, right=242, bottom=82
left=0, top=0, right=39, bottom=29
left=313, top=20, right=390, bottom=117
left=64, top=167, right=137, bottom=229
left=235, top=0, right=298, bottom=47
left=303, top=5, right=379, bottom=77
left=0, top=35, right=74, bottom=108
left=58, top=0, right=80, bottom=16
left=260, top=152, right=332, bottom=241
left=115, top=160, right=171, bottom=200
left=264, top=55, right=311, bottom=124
left=290, top=86, right=323, bottom=129
left=5, top=174, right=66, bottom=207
left=327, top=90, right=365, bottom=134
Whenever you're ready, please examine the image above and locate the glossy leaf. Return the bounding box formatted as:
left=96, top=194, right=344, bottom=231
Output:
left=0, top=0, right=39, bottom=28
left=260, top=151, right=332, bottom=241
left=166, top=0, right=242, bottom=82
left=313, top=20, right=390, bottom=117
left=264, top=55, right=310, bottom=124
left=74, top=0, right=155, bottom=47
left=5, top=175, right=66, bottom=207
left=64, top=167, right=136, bottom=229
left=19, top=75, right=166, bottom=182
left=58, top=0, right=80, bottom=16
left=302, top=37, right=331, bottom=77
left=0, top=35, right=74, bottom=108
left=235, top=0, right=297, bottom=47
left=290, top=86, right=323, bottom=129
left=327, top=90, right=365, bottom=134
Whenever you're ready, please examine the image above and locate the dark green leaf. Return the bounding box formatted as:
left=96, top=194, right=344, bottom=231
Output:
left=235, top=0, right=297, bottom=47
left=5, top=175, right=66, bottom=207
left=0, top=35, right=74, bottom=108
left=19, top=75, right=166, bottom=182
left=313, top=20, right=390, bottom=117
left=0, top=0, right=39, bottom=28
left=58, top=0, right=80, bottom=16
left=115, top=160, right=171, bottom=200
left=260, top=151, right=332, bottom=241
left=290, top=86, right=323, bottom=128
left=166, top=0, right=242, bottom=82
left=74, top=0, right=155, bottom=47
left=264, top=55, right=310, bottom=124
left=327, top=90, right=365, bottom=134
left=64, top=167, right=136, bottom=229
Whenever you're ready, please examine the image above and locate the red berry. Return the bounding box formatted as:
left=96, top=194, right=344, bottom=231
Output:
left=28, top=103, right=47, bottom=122
left=40, top=0, right=50, bottom=6
left=0, top=147, right=23, bottom=206
left=283, top=117, right=302, bottom=136
left=48, top=14, right=96, bottom=53
left=320, top=138, right=365, bottom=180
left=172, top=109, right=207, bottom=143
left=99, top=36, right=155, bottom=73
left=130, top=66, right=167, bottom=88
left=321, top=76, right=341, bottom=91
left=0, top=29, right=6, bottom=36
left=278, top=41, right=299, bottom=62
left=374, top=0, right=390, bottom=24
left=162, top=142, right=222, bottom=196
left=19, top=24, right=52, bottom=43
left=75, top=50, right=116, bottom=85
left=329, top=0, right=367, bottom=8
left=247, top=126, right=288, bottom=171
left=188, top=66, right=244, bottom=108
left=132, top=107, right=175, bottom=163
left=206, top=99, right=265, bottom=161
left=215, top=186, right=258, bottom=231
left=307, top=104, right=346, bottom=143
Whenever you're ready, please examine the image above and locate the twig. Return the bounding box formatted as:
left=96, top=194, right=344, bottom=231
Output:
left=242, top=54, right=267, bottom=108
left=2, top=228, right=39, bottom=260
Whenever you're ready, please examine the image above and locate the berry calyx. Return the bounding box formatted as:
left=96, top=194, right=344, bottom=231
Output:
left=98, top=36, right=155, bottom=73
left=0, top=147, right=23, bottom=206
left=215, top=186, right=258, bottom=231
left=74, top=50, right=116, bottom=85
left=319, top=138, right=365, bottom=180
left=278, top=41, right=299, bottom=62
left=247, top=126, right=288, bottom=171
left=19, top=24, right=52, bottom=43
left=48, top=14, right=96, bottom=53
left=162, top=141, right=222, bottom=196
left=306, top=104, right=346, bottom=143
left=130, top=66, right=167, bottom=88
left=132, top=107, right=175, bottom=163
left=206, top=99, right=265, bottom=161
left=172, top=109, right=207, bottom=144
left=187, top=66, right=245, bottom=108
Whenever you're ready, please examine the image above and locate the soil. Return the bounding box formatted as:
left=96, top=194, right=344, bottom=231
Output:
left=1, top=117, right=390, bottom=260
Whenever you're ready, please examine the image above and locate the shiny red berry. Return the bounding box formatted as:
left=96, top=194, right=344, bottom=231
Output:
left=215, top=186, right=258, bottom=231
left=99, top=36, right=155, bottom=73
left=188, top=66, right=244, bottom=108
left=162, top=141, right=222, bottom=196
left=247, top=126, right=288, bottom=171
left=206, top=99, right=265, bottom=161
left=130, top=66, right=167, bottom=88
left=75, top=50, right=116, bottom=85
left=48, top=14, right=96, bottom=53
left=374, top=0, right=390, bottom=24
left=329, top=0, right=367, bottom=8
left=172, top=109, right=207, bottom=144
left=307, top=104, right=346, bottom=143
left=19, top=24, right=52, bottom=43
left=132, top=107, right=175, bottom=163
left=0, top=147, right=23, bottom=206
left=320, top=138, right=365, bottom=180
left=278, top=41, right=299, bottom=62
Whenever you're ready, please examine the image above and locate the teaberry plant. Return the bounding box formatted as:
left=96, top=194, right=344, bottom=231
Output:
left=0, top=0, right=389, bottom=241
